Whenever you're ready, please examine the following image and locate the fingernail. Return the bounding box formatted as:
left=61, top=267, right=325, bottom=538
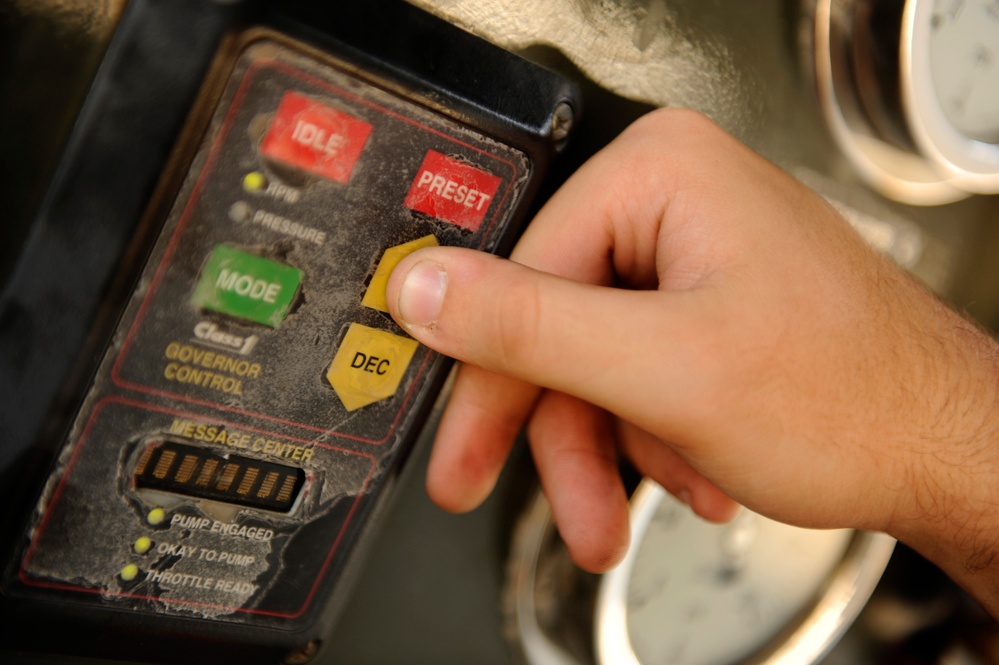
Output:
left=398, top=261, right=447, bottom=326
left=678, top=490, right=693, bottom=507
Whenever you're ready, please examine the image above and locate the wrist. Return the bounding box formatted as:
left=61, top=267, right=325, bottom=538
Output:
left=883, top=300, right=999, bottom=615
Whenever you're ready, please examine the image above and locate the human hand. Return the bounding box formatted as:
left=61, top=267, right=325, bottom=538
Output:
left=385, top=109, right=999, bottom=611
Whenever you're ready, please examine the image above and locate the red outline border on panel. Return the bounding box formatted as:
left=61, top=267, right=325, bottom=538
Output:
left=20, top=395, right=378, bottom=620
left=110, top=57, right=522, bottom=443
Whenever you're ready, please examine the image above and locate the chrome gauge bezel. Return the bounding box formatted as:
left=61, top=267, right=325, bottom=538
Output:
left=504, top=480, right=895, bottom=665
left=813, top=0, right=969, bottom=205
left=902, top=0, right=999, bottom=192
left=594, top=479, right=896, bottom=665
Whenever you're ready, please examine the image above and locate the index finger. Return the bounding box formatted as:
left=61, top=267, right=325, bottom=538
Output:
left=422, top=109, right=702, bottom=512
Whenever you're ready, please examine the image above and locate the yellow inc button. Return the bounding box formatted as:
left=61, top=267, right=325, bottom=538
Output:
left=326, top=323, right=419, bottom=411
left=361, top=235, right=439, bottom=313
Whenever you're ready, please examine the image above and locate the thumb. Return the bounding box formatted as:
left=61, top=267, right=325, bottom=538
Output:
left=385, top=245, right=708, bottom=430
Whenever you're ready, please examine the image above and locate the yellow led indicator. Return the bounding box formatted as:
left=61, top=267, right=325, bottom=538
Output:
left=243, top=171, right=267, bottom=192
left=146, top=507, right=166, bottom=526
left=361, top=235, right=439, bottom=313
left=120, top=564, right=140, bottom=582
left=326, top=323, right=419, bottom=411
left=133, top=537, right=153, bottom=555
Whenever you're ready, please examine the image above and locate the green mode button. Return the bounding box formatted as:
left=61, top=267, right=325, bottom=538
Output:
left=192, top=245, right=302, bottom=327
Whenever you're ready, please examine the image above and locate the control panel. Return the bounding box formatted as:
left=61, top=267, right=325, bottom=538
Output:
left=5, top=25, right=574, bottom=651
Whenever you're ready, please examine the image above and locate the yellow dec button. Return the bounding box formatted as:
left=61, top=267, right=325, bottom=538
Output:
left=326, top=323, right=419, bottom=411
left=361, top=235, right=439, bottom=313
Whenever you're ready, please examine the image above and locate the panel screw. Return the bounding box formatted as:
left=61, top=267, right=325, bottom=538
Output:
left=551, top=102, right=574, bottom=143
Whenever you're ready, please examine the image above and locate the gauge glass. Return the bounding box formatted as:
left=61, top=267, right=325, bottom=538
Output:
left=599, top=482, right=854, bottom=665
left=928, top=0, right=999, bottom=143
left=905, top=0, right=999, bottom=191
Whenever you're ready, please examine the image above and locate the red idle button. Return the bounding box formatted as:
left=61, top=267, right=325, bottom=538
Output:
left=260, top=91, right=373, bottom=184
left=403, top=150, right=502, bottom=232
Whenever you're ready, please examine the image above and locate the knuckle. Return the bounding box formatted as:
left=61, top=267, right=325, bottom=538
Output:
left=629, top=107, right=720, bottom=145
left=488, top=272, right=544, bottom=374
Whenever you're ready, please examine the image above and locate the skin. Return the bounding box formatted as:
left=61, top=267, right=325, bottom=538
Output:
left=384, top=108, right=999, bottom=618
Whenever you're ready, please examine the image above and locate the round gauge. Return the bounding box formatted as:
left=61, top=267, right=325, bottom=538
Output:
left=904, top=0, right=999, bottom=190
left=812, top=0, right=999, bottom=204
left=922, top=1, right=999, bottom=143
left=504, top=480, right=895, bottom=665
left=595, top=480, right=894, bottom=665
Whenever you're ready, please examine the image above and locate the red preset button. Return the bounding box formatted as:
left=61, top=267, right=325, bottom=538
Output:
left=260, top=91, right=373, bottom=184
left=403, top=150, right=502, bottom=232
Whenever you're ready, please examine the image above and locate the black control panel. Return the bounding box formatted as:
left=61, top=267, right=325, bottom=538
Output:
left=1, top=2, right=576, bottom=661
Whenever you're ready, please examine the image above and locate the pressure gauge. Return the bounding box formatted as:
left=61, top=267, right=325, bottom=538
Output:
left=905, top=0, right=999, bottom=190
left=812, top=0, right=999, bottom=204
left=595, top=480, right=894, bottom=665
left=504, top=480, right=895, bottom=665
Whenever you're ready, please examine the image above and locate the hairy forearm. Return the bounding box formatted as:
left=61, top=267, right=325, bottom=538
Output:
left=883, top=289, right=999, bottom=618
